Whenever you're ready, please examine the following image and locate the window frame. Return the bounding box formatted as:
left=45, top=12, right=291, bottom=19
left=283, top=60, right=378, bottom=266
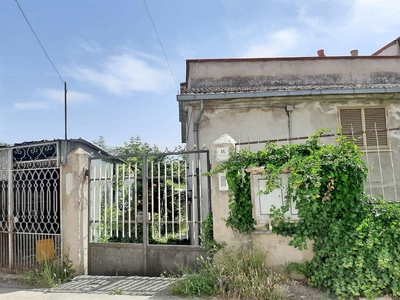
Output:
left=337, top=106, right=389, bottom=149
left=252, top=173, right=298, bottom=223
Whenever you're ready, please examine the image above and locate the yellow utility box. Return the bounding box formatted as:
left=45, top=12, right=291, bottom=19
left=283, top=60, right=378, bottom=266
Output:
left=36, top=239, right=55, bottom=262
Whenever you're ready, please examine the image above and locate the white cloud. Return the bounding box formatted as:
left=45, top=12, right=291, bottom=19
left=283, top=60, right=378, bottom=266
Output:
left=14, top=101, right=50, bottom=110
left=242, top=28, right=302, bottom=58
left=71, top=53, right=173, bottom=96
left=78, top=40, right=103, bottom=53
left=13, top=89, right=93, bottom=111
left=39, top=88, right=94, bottom=103
left=296, top=0, right=400, bottom=37
left=347, top=0, right=400, bottom=34
left=237, top=0, right=400, bottom=58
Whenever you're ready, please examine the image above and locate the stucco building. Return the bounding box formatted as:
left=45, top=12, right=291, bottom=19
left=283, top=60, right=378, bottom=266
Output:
left=177, top=37, right=400, bottom=267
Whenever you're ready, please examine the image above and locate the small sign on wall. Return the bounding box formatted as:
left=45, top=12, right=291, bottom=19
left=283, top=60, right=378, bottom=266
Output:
left=216, top=147, right=230, bottom=161
left=218, top=173, right=229, bottom=191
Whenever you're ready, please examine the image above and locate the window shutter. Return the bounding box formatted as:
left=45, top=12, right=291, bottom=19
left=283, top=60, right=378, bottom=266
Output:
left=339, top=109, right=363, bottom=146
left=364, top=108, right=388, bottom=146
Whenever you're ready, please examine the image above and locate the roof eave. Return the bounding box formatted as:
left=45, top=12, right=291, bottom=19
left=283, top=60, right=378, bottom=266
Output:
left=177, top=87, right=400, bottom=101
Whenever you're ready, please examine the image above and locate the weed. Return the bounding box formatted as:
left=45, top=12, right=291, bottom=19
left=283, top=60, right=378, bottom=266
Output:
left=109, top=289, right=123, bottom=295
left=200, top=212, right=225, bottom=253
left=19, top=255, right=75, bottom=288
left=170, top=246, right=287, bottom=299
left=285, top=261, right=313, bottom=280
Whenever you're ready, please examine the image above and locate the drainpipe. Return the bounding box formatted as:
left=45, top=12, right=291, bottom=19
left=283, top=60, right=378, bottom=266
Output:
left=193, top=100, right=204, bottom=150
left=192, top=99, right=204, bottom=246
left=285, top=105, right=294, bottom=144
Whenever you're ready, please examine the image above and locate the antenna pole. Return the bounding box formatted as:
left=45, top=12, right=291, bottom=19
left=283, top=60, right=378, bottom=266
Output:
left=64, top=82, right=67, bottom=140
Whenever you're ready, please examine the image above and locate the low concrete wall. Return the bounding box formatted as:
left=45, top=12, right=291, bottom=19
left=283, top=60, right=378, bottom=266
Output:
left=89, top=243, right=206, bottom=276
left=89, top=243, right=144, bottom=276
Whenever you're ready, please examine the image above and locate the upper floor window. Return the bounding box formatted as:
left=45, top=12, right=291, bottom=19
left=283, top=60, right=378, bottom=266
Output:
left=338, top=107, right=388, bottom=148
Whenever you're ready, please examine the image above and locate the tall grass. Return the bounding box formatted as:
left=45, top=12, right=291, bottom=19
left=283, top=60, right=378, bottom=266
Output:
left=19, top=256, right=75, bottom=288
left=170, top=246, right=288, bottom=299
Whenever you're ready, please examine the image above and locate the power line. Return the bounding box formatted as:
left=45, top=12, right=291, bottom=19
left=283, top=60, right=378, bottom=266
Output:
left=15, top=0, right=64, bottom=84
left=142, top=0, right=179, bottom=92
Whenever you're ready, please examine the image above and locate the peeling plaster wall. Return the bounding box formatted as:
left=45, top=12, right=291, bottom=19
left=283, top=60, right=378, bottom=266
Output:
left=194, top=96, right=399, bottom=147
left=185, top=58, right=400, bottom=93
left=206, top=97, right=399, bottom=268
left=61, top=147, right=90, bottom=275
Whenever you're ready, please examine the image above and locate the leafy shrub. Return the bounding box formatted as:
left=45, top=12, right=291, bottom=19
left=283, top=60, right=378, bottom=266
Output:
left=209, top=129, right=400, bottom=298
left=200, top=212, right=225, bottom=253
left=170, top=246, right=287, bottom=299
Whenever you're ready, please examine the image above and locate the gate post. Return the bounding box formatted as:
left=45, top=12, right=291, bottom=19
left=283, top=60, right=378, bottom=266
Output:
left=62, top=147, right=91, bottom=275
left=210, top=134, right=237, bottom=245
left=7, top=148, right=13, bottom=270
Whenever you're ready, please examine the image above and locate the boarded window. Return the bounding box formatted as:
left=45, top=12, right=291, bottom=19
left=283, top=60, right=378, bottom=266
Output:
left=338, top=107, right=388, bottom=148
left=252, top=173, right=298, bottom=221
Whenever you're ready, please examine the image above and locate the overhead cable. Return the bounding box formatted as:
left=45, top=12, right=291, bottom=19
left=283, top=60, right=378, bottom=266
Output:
left=142, top=0, right=179, bottom=92
left=15, top=0, right=64, bottom=84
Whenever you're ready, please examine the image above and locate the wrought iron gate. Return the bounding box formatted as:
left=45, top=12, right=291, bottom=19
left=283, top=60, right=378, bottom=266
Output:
left=0, top=142, right=61, bottom=270
left=88, top=148, right=210, bottom=276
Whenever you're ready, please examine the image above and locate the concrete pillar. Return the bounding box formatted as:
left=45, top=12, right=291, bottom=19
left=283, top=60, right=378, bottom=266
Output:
left=210, top=134, right=247, bottom=245
left=61, top=147, right=90, bottom=275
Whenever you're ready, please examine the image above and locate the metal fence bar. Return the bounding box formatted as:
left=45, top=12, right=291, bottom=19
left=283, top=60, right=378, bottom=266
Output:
left=388, top=141, right=398, bottom=202
left=185, top=160, right=189, bottom=239
left=103, top=164, right=108, bottom=238
left=110, top=163, right=114, bottom=237
left=134, top=162, right=138, bottom=238
left=191, top=158, right=198, bottom=245
left=178, top=160, right=182, bottom=240
left=151, top=161, right=154, bottom=239
left=122, top=164, right=125, bottom=238
left=171, top=161, right=175, bottom=238
left=128, top=163, right=132, bottom=238
left=198, top=158, right=203, bottom=227
left=364, top=142, right=373, bottom=196
left=164, top=160, right=167, bottom=239
left=374, top=123, right=385, bottom=198
left=97, top=164, right=102, bottom=239
left=157, top=161, right=161, bottom=239
left=115, top=164, right=119, bottom=238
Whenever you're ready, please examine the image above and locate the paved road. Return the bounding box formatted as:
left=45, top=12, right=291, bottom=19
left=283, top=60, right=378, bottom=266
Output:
left=0, top=272, right=191, bottom=300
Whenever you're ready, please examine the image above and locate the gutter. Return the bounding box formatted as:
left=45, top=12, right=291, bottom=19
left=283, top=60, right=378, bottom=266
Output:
left=177, top=87, right=400, bottom=102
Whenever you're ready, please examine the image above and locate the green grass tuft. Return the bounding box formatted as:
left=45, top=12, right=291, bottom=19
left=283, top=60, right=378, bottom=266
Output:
left=170, top=245, right=288, bottom=299
left=19, top=256, right=75, bottom=288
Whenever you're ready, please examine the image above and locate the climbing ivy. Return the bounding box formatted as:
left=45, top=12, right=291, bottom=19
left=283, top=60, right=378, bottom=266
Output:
left=209, top=129, right=400, bottom=298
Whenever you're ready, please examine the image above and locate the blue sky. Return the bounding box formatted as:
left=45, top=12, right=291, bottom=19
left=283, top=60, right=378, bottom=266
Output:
left=1, top=0, right=399, bottom=149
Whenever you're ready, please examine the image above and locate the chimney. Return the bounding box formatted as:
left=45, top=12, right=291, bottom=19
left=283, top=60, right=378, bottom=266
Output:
left=317, top=49, right=325, bottom=57
left=350, top=49, right=359, bottom=56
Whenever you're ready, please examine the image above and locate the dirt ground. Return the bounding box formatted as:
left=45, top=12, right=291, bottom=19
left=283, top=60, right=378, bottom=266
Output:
left=284, top=281, right=336, bottom=300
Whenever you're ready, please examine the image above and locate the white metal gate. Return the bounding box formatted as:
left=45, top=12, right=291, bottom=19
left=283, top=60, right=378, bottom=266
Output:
left=88, top=148, right=210, bottom=275
left=0, top=142, right=61, bottom=270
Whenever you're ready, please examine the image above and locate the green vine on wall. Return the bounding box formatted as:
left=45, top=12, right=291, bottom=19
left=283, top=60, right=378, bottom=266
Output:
left=208, top=129, right=400, bottom=298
